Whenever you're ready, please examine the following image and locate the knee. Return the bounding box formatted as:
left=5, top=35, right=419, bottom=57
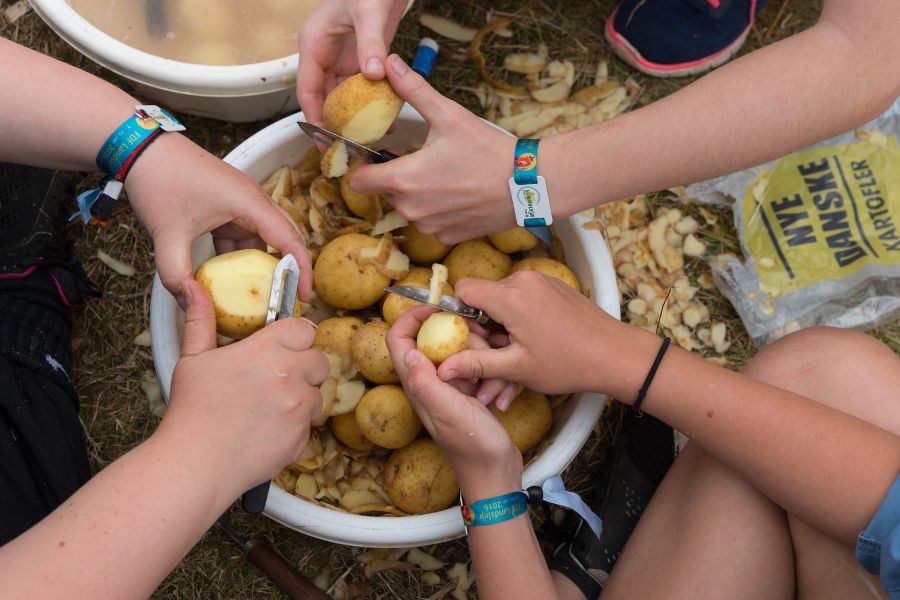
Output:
left=742, top=326, right=895, bottom=395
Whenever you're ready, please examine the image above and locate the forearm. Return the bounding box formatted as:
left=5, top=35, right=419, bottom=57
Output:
left=597, top=326, right=900, bottom=546
left=0, top=37, right=142, bottom=171
left=545, top=5, right=900, bottom=217
left=458, top=471, right=559, bottom=600
left=0, top=428, right=240, bottom=599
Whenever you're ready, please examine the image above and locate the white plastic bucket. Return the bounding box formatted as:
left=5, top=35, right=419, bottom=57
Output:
left=149, top=106, right=621, bottom=546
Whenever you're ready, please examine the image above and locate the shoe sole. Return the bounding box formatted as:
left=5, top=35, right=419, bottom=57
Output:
left=605, top=0, right=757, bottom=78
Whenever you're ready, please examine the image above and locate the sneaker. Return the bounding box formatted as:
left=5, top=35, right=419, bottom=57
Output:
left=549, top=411, right=677, bottom=598
left=0, top=163, right=100, bottom=306
left=606, top=0, right=768, bottom=78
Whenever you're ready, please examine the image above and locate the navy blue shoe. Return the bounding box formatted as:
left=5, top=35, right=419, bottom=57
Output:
left=606, top=0, right=768, bottom=77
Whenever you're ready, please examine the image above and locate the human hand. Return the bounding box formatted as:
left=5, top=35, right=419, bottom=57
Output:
left=350, top=55, right=519, bottom=243
left=387, top=306, right=523, bottom=497
left=438, top=271, right=640, bottom=397
left=160, top=279, right=329, bottom=497
left=297, top=0, right=408, bottom=129
left=124, top=134, right=313, bottom=305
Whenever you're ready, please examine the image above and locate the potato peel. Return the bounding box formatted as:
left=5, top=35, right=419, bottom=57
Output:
left=470, top=18, right=528, bottom=96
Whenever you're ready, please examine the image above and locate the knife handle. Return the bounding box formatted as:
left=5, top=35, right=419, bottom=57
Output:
left=246, top=539, right=330, bottom=600
left=241, top=482, right=270, bottom=514
left=373, top=150, right=399, bottom=164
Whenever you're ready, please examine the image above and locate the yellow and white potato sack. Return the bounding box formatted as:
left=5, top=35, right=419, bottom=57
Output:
left=194, top=248, right=286, bottom=339
left=443, top=239, right=512, bottom=286
left=355, top=385, right=421, bottom=449
left=313, top=233, right=390, bottom=310
left=512, top=256, right=582, bottom=292
left=351, top=320, right=399, bottom=384
left=416, top=312, right=469, bottom=365
left=323, top=73, right=404, bottom=145
left=385, top=439, right=459, bottom=514
left=490, top=388, right=553, bottom=454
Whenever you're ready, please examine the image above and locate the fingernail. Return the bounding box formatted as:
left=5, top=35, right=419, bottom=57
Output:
left=441, top=368, right=458, bottom=380
left=365, top=57, right=383, bottom=74
left=391, top=57, right=409, bottom=76
left=405, top=349, right=421, bottom=367
left=477, top=391, right=492, bottom=404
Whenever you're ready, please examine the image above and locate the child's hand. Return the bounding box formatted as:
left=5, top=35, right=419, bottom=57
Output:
left=439, top=271, right=625, bottom=395
left=387, top=306, right=523, bottom=499
left=160, top=280, right=329, bottom=497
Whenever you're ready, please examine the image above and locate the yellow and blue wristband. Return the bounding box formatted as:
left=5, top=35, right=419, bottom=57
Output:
left=461, top=491, right=529, bottom=528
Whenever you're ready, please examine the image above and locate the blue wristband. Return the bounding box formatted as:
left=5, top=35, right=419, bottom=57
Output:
left=95, top=112, right=161, bottom=178
left=513, top=138, right=540, bottom=185
left=461, top=491, right=529, bottom=528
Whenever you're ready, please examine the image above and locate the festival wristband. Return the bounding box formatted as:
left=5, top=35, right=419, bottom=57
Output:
left=460, top=491, right=528, bottom=529
left=509, top=138, right=553, bottom=228
left=73, top=105, right=184, bottom=226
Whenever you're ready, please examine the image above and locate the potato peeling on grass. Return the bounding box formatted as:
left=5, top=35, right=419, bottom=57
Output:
left=141, top=370, right=166, bottom=418
left=419, top=13, right=477, bottom=41
left=97, top=249, right=136, bottom=277
left=133, top=329, right=151, bottom=347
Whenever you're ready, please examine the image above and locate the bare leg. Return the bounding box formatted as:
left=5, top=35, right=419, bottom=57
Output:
left=601, top=327, right=899, bottom=600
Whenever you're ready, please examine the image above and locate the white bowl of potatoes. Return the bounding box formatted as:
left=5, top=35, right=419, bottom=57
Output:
left=150, top=99, right=620, bottom=547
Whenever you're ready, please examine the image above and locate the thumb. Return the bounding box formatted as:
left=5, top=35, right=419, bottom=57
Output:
left=383, top=54, right=455, bottom=125
left=437, top=346, right=517, bottom=384
left=353, top=9, right=389, bottom=78
left=179, top=279, right=218, bottom=358
left=154, top=231, right=194, bottom=309
left=454, top=278, right=509, bottom=325
left=403, top=349, right=458, bottom=413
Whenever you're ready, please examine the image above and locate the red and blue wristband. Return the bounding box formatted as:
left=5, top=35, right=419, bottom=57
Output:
left=72, top=105, right=183, bottom=226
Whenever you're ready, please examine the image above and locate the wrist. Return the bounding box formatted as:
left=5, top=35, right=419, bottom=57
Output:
left=453, top=451, right=523, bottom=501
left=589, top=321, right=666, bottom=403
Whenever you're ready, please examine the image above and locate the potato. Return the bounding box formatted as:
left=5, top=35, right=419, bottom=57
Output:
left=416, top=312, right=469, bottom=365
left=320, top=139, right=349, bottom=178
left=385, top=439, right=459, bottom=514
left=355, top=385, right=421, bottom=449
left=511, top=257, right=581, bottom=292
left=194, top=249, right=284, bottom=339
left=351, top=320, right=399, bottom=384
left=443, top=240, right=512, bottom=286
left=330, top=411, right=378, bottom=452
left=382, top=267, right=453, bottom=325
left=489, top=388, right=553, bottom=454
left=488, top=227, right=539, bottom=253
left=400, top=222, right=451, bottom=263
left=323, top=73, right=404, bottom=145
left=340, top=159, right=390, bottom=218
left=314, top=316, right=365, bottom=356
left=314, top=233, right=390, bottom=310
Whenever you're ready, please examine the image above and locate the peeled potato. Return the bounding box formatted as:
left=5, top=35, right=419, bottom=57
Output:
left=314, top=233, right=390, bottom=310
left=314, top=316, right=364, bottom=356
left=385, top=439, right=459, bottom=514
left=323, top=73, right=404, bottom=145
left=511, top=257, right=581, bottom=292
left=489, top=388, right=552, bottom=454
left=330, top=411, right=378, bottom=452
left=351, top=320, right=398, bottom=384
left=355, top=385, right=421, bottom=449
left=382, top=267, right=453, bottom=325
left=443, top=239, right=512, bottom=286
left=340, top=159, right=390, bottom=218
left=488, top=227, right=539, bottom=253
left=194, top=249, right=282, bottom=339
left=416, top=312, right=469, bottom=365
left=400, top=222, right=451, bottom=263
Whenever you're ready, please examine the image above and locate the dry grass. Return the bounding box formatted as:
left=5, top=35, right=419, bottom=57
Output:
left=3, top=0, right=897, bottom=598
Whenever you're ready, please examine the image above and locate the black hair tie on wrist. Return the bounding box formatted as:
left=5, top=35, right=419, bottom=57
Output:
left=632, top=336, right=671, bottom=413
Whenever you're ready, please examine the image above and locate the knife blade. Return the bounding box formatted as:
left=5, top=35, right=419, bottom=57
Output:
left=385, top=285, right=494, bottom=326
left=297, top=122, right=399, bottom=164
left=243, top=254, right=301, bottom=514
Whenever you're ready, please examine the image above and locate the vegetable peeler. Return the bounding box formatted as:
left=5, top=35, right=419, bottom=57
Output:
left=297, top=121, right=399, bottom=164
left=241, top=253, right=301, bottom=514
left=385, top=285, right=496, bottom=328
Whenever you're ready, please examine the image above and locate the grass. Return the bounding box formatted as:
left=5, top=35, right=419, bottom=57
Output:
left=3, top=0, right=897, bottom=598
